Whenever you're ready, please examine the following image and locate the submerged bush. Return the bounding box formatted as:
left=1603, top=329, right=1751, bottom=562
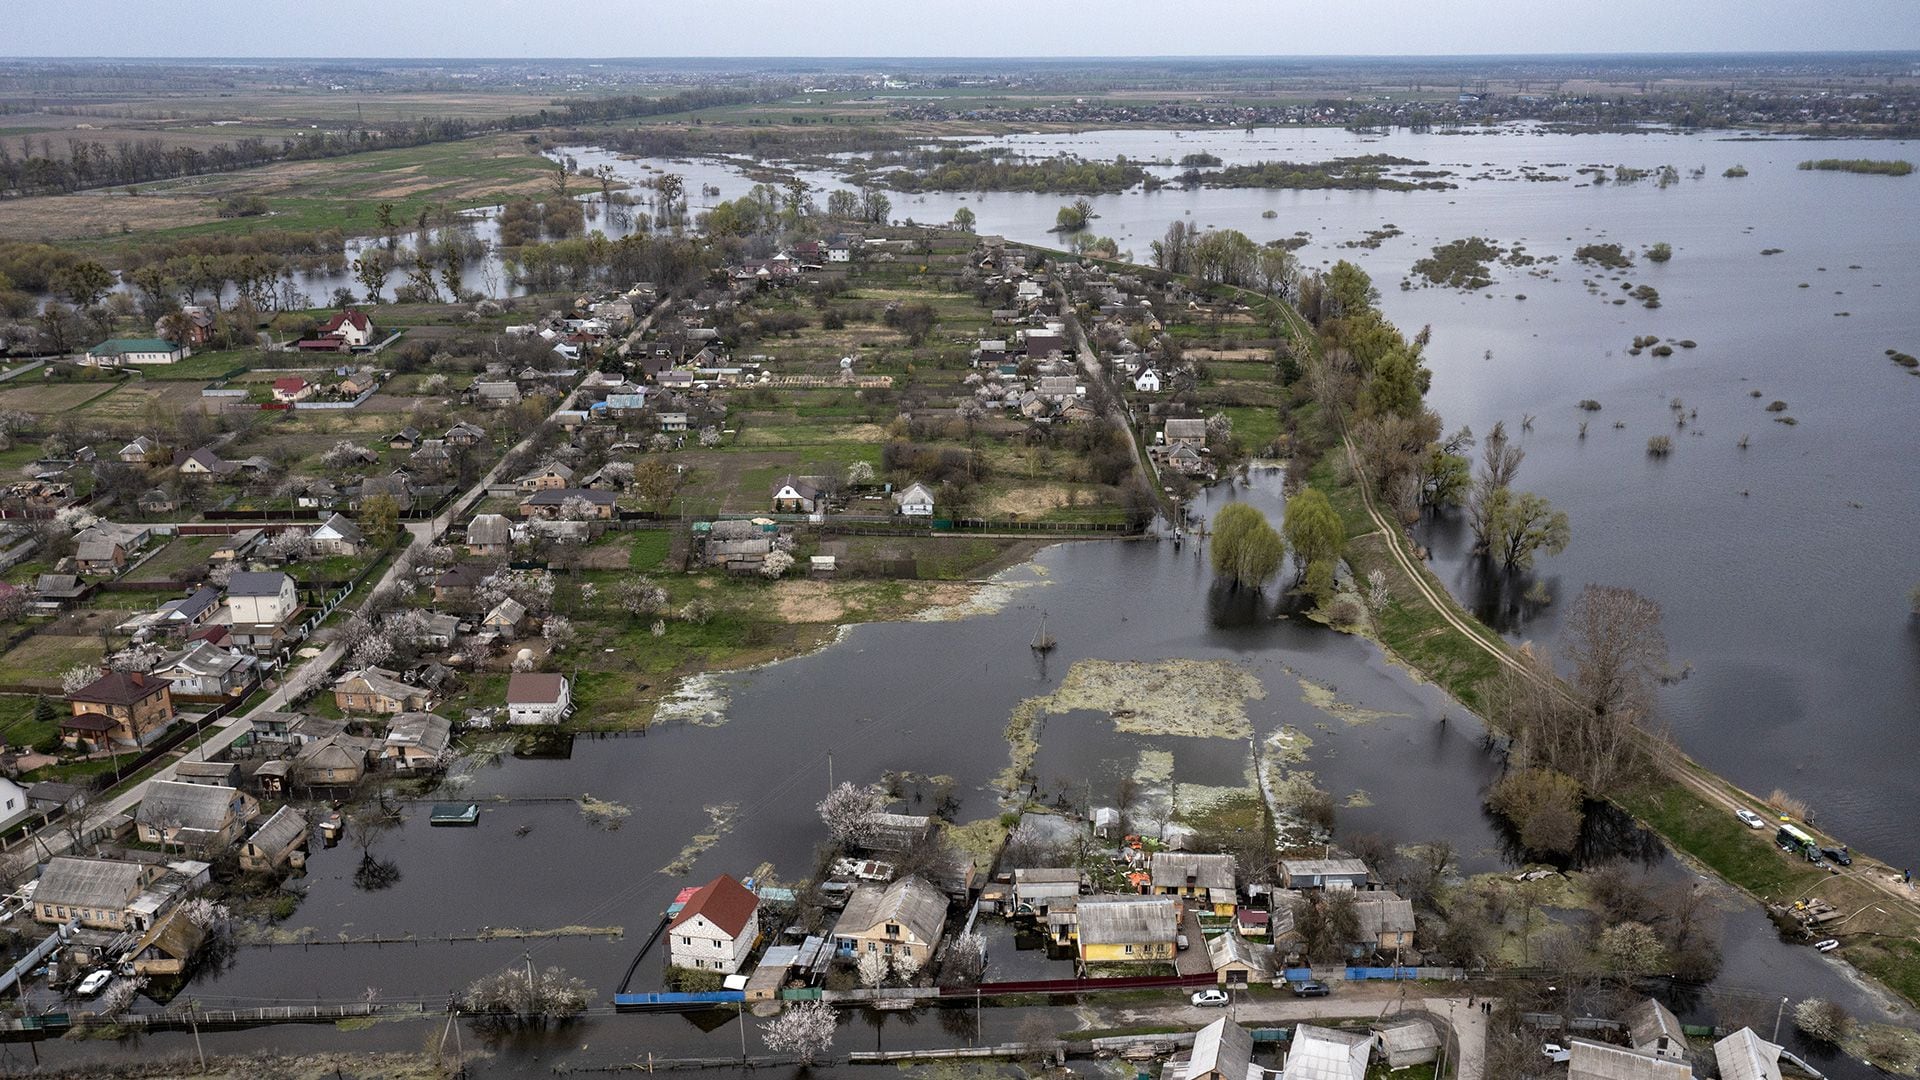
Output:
left=1646, top=435, right=1673, bottom=457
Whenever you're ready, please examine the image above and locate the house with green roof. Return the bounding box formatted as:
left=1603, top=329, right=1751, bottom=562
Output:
left=86, top=338, right=189, bottom=366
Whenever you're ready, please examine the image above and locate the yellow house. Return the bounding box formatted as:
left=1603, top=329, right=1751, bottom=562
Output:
left=830, top=875, right=947, bottom=966
left=1074, top=895, right=1178, bottom=963
left=1148, top=852, right=1237, bottom=916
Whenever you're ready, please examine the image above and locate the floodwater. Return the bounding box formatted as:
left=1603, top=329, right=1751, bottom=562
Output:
left=569, top=124, right=1920, bottom=868
left=45, top=472, right=1904, bottom=1075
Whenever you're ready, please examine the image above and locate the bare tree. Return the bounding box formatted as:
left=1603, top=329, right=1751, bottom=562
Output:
left=817, top=782, right=887, bottom=849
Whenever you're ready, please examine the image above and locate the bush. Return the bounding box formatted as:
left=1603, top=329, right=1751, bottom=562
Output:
left=1487, top=768, right=1584, bottom=855
left=1646, top=242, right=1673, bottom=263
left=1646, top=435, right=1673, bottom=457
left=1795, top=999, right=1853, bottom=1044
left=1578, top=399, right=1602, bottom=411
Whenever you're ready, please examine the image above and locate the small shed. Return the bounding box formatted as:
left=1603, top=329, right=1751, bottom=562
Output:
left=1372, top=1019, right=1442, bottom=1069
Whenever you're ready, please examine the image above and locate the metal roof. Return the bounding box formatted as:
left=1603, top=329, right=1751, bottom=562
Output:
left=36, top=856, right=150, bottom=911
left=1568, top=1039, right=1694, bottom=1080
left=1188, top=1018, right=1255, bottom=1080
left=136, top=779, right=240, bottom=833
left=1286, top=1024, right=1372, bottom=1080
left=1077, top=895, right=1178, bottom=946
left=1151, top=851, right=1236, bottom=891
left=833, top=874, right=947, bottom=946
left=246, top=805, right=308, bottom=855
left=1714, top=1029, right=1782, bottom=1080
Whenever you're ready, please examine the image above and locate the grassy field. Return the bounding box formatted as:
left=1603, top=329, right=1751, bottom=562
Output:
left=3, top=135, right=565, bottom=248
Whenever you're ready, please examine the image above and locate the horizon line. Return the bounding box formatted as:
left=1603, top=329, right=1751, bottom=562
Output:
left=6, top=49, right=1920, bottom=63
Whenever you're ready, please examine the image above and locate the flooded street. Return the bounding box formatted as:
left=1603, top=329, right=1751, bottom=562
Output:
left=46, top=471, right=1895, bottom=1076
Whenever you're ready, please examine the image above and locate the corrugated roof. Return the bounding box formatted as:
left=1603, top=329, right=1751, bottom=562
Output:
left=1188, top=1018, right=1254, bottom=1080
left=506, top=672, right=567, bottom=705
left=1372, top=1019, right=1442, bottom=1055
left=136, top=780, right=240, bottom=833
left=1354, top=893, right=1416, bottom=940
left=1151, top=851, right=1236, bottom=891
left=227, top=571, right=291, bottom=597
left=833, top=874, right=947, bottom=946
left=36, top=856, right=149, bottom=910
left=1286, top=1025, right=1373, bottom=1080
left=1077, top=895, right=1178, bottom=946
left=1714, top=1029, right=1781, bottom=1080
left=1568, top=1039, right=1694, bottom=1080
left=246, top=805, right=308, bottom=854
left=1280, top=858, right=1370, bottom=880
left=1626, top=998, right=1686, bottom=1056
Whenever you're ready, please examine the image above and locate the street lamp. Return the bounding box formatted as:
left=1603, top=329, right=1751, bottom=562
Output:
left=1773, top=997, right=1789, bottom=1042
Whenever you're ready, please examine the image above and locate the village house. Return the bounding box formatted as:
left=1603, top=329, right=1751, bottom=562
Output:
left=1134, top=368, right=1163, bottom=392
left=519, top=488, right=617, bottom=519
left=224, top=571, right=301, bottom=654
left=1073, top=895, right=1178, bottom=963
left=1148, top=852, right=1237, bottom=915
left=1568, top=1039, right=1693, bottom=1080
left=409, top=440, right=452, bottom=472
left=74, top=534, right=126, bottom=573
left=770, top=475, right=824, bottom=514
left=239, top=805, right=309, bottom=872
left=337, top=369, right=379, bottom=397
left=481, top=596, right=528, bottom=638
left=63, top=670, right=175, bottom=749
left=271, top=377, right=313, bottom=403
left=506, top=672, right=571, bottom=725
left=158, top=304, right=215, bottom=346
left=515, top=462, right=575, bottom=493
left=668, top=873, right=761, bottom=974
left=1352, top=892, right=1417, bottom=957
left=355, top=473, right=415, bottom=513
left=213, top=529, right=264, bottom=563
left=1163, top=417, right=1210, bottom=449
left=291, top=478, right=341, bottom=511
left=134, top=780, right=257, bottom=852
left=465, top=513, right=513, bottom=556
left=433, top=563, right=490, bottom=605
left=385, top=711, right=453, bottom=770
left=33, top=573, right=88, bottom=612
left=309, top=513, right=366, bottom=556
left=831, top=874, right=947, bottom=966
left=472, top=380, right=522, bottom=407
left=139, top=488, right=179, bottom=515
left=1023, top=331, right=1066, bottom=361
left=32, top=856, right=167, bottom=930
left=119, top=436, right=158, bottom=464
left=1279, top=858, right=1371, bottom=891
left=293, top=734, right=372, bottom=787
left=178, top=447, right=239, bottom=478
left=0, top=777, right=27, bottom=833
left=333, top=667, right=433, bottom=714
left=154, top=587, right=221, bottom=635
left=151, top=640, right=254, bottom=699
left=88, top=337, right=189, bottom=366
left=299, top=309, right=376, bottom=350
left=893, top=481, right=936, bottom=517
left=387, top=427, right=422, bottom=450
left=445, top=421, right=487, bottom=447
left=1288, top=1025, right=1374, bottom=1080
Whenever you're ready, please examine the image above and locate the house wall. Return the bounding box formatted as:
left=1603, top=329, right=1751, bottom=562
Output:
left=668, top=911, right=759, bottom=973
left=229, top=585, right=294, bottom=626
left=837, top=926, right=933, bottom=963
left=71, top=689, right=174, bottom=744
left=1080, top=940, right=1175, bottom=962
left=36, top=899, right=133, bottom=931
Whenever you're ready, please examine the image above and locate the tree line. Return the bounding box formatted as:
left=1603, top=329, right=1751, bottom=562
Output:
left=0, top=85, right=788, bottom=198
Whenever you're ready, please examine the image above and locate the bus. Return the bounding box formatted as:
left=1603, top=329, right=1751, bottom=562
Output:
left=1776, top=823, right=1820, bottom=861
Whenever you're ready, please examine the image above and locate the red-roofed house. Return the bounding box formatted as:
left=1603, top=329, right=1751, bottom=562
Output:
left=667, top=874, right=760, bottom=974
left=298, top=309, right=376, bottom=352
left=63, top=670, right=175, bottom=750
left=271, top=377, right=312, bottom=403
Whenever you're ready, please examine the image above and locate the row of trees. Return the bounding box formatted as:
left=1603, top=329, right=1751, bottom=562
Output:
left=1206, top=488, right=1345, bottom=602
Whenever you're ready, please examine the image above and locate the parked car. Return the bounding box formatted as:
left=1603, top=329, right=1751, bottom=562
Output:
left=1542, top=1044, right=1572, bottom=1064
left=1736, top=809, right=1767, bottom=829
left=1192, top=989, right=1231, bottom=1007
left=75, top=969, right=110, bottom=996
left=1291, top=980, right=1331, bottom=998
left=1176, top=932, right=1190, bottom=951
left=1821, top=846, right=1852, bottom=866
left=1814, top=939, right=1841, bottom=953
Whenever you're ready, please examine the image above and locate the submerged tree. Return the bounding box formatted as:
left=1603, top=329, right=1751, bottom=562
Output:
left=1282, top=487, right=1345, bottom=601
left=1209, top=503, right=1285, bottom=591
left=461, top=962, right=593, bottom=1028
left=763, top=1000, right=837, bottom=1064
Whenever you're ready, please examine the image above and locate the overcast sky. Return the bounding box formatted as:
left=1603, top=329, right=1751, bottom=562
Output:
left=9, top=0, right=1920, bottom=57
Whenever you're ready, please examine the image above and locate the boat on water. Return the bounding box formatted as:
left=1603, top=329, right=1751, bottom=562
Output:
left=1031, top=612, right=1056, bottom=653
left=429, top=803, right=481, bottom=827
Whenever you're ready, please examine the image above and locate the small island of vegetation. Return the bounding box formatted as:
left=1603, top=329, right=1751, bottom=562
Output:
left=1201, top=155, right=1453, bottom=191
left=1178, top=152, right=1223, bottom=167
left=1797, top=158, right=1914, bottom=176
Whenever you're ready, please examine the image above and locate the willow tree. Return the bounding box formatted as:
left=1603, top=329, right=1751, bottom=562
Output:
left=1209, top=503, right=1285, bottom=591
left=1283, top=487, right=1345, bottom=601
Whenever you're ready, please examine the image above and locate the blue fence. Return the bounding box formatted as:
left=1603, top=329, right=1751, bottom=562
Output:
left=1281, top=968, right=1313, bottom=982
left=613, top=990, right=745, bottom=1010
left=1346, top=966, right=1422, bottom=980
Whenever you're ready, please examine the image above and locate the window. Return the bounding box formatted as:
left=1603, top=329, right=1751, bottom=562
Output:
left=867, top=941, right=877, bottom=952
left=885, top=923, right=899, bottom=937
left=683, top=936, right=692, bottom=946
left=1124, top=945, right=1134, bottom=955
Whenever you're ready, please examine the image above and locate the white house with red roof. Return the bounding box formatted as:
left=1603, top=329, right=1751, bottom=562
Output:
left=298, top=309, right=376, bottom=352
left=667, top=873, right=760, bottom=974
left=271, top=376, right=313, bottom=403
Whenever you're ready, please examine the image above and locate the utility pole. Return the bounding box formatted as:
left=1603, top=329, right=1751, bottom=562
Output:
left=525, top=951, right=537, bottom=1013
left=738, top=1000, right=747, bottom=1061
left=1773, top=996, right=1789, bottom=1043
left=827, top=750, right=833, bottom=793
left=187, top=999, right=205, bottom=1073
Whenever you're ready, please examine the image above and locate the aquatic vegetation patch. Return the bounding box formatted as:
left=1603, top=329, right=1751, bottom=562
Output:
left=578, top=794, right=632, bottom=829
left=651, top=671, right=732, bottom=727
left=1295, top=676, right=1404, bottom=725
left=1410, top=237, right=1503, bottom=290
left=659, top=802, right=740, bottom=876
left=912, top=577, right=1037, bottom=622
left=996, top=659, right=1264, bottom=795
